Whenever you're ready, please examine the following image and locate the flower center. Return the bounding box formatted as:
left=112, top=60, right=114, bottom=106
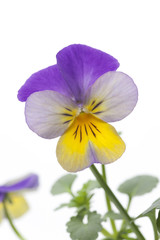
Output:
left=71, top=112, right=101, bottom=142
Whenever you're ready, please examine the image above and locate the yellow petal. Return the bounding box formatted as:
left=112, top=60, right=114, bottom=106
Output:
left=5, top=193, right=29, bottom=219
left=0, top=203, right=3, bottom=223
left=56, top=113, right=125, bottom=172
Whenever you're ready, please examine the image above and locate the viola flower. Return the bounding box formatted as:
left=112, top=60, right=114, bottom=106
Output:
left=18, top=44, right=138, bottom=172
left=0, top=174, right=39, bottom=222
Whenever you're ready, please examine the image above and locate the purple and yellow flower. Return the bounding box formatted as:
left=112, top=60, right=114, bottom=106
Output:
left=18, top=44, right=138, bottom=172
left=0, top=174, right=39, bottom=222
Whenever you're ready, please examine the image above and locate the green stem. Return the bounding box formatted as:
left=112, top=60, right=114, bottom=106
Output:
left=101, top=228, right=113, bottom=238
left=90, top=165, right=145, bottom=240
left=121, top=235, right=137, bottom=240
left=120, top=196, right=132, bottom=230
left=102, top=165, right=117, bottom=235
left=148, top=210, right=159, bottom=240
left=3, top=200, right=26, bottom=240
left=68, top=189, right=75, bottom=198
left=126, top=196, right=132, bottom=212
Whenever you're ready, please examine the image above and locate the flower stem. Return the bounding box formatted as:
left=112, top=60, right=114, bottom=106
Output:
left=68, top=189, right=75, bottom=198
left=121, top=235, right=137, bottom=240
left=3, top=200, right=26, bottom=240
left=120, top=196, right=132, bottom=230
left=101, top=165, right=117, bottom=235
left=148, top=210, right=159, bottom=240
left=90, top=165, right=145, bottom=240
left=101, top=228, right=113, bottom=238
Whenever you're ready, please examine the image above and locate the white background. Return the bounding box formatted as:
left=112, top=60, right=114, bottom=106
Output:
left=0, top=0, right=160, bottom=239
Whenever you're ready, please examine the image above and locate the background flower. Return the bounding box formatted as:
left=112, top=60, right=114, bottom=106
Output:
left=0, top=174, right=39, bottom=222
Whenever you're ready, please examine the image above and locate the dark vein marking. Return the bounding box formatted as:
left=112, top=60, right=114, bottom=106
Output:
left=93, top=111, right=104, bottom=115
left=61, top=113, right=73, bottom=117
left=80, top=126, right=82, bottom=142
left=84, top=124, right=88, bottom=136
left=91, top=100, right=103, bottom=111
left=63, top=120, right=71, bottom=124
left=65, top=107, right=72, bottom=112
left=90, top=122, right=101, bottom=133
left=73, top=125, right=79, bottom=139
left=88, top=124, right=96, bottom=138
left=91, top=100, right=95, bottom=106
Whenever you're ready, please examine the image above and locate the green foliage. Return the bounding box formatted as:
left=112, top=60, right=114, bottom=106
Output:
left=66, top=211, right=102, bottom=240
left=54, top=203, right=72, bottom=211
left=136, top=199, right=160, bottom=240
left=70, top=190, right=92, bottom=210
left=51, top=176, right=103, bottom=240
left=137, top=198, right=160, bottom=217
left=51, top=174, right=77, bottom=195
left=53, top=177, right=100, bottom=212
left=156, top=210, right=160, bottom=233
left=51, top=172, right=160, bottom=240
left=101, top=239, right=113, bottom=240
left=118, top=175, right=159, bottom=198
left=104, top=210, right=123, bottom=220
left=81, top=180, right=100, bottom=193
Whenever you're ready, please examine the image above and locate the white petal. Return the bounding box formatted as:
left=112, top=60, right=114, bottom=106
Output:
left=25, top=90, right=78, bottom=139
left=84, top=71, right=138, bottom=122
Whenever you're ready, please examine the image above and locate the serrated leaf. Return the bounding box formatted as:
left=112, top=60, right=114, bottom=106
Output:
left=74, top=191, right=88, bottom=204
left=67, top=211, right=102, bottom=240
left=70, top=191, right=93, bottom=211
left=51, top=174, right=77, bottom=195
left=118, top=175, right=159, bottom=197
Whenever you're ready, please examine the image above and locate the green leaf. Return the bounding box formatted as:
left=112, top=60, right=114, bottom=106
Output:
left=156, top=210, right=160, bottom=233
left=68, top=180, right=99, bottom=211
left=54, top=179, right=97, bottom=212
left=70, top=191, right=93, bottom=210
left=118, top=175, right=159, bottom=197
left=54, top=203, right=70, bottom=211
left=81, top=180, right=100, bottom=193
left=136, top=198, right=160, bottom=239
left=73, top=180, right=99, bottom=206
left=101, top=238, right=112, bottom=240
left=148, top=210, right=159, bottom=240
left=67, top=211, right=102, bottom=240
left=104, top=210, right=123, bottom=220
left=51, top=174, right=77, bottom=195
left=140, top=198, right=160, bottom=216
left=137, top=198, right=160, bottom=218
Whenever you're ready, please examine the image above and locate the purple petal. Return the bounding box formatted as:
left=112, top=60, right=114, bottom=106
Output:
left=0, top=193, right=5, bottom=202
left=0, top=174, right=39, bottom=193
left=18, top=65, right=71, bottom=102
left=56, top=44, right=119, bottom=102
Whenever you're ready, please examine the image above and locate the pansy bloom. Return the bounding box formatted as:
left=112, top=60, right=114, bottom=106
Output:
left=0, top=174, right=39, bottom=222
left=18, top=44, right=138, bottom=172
